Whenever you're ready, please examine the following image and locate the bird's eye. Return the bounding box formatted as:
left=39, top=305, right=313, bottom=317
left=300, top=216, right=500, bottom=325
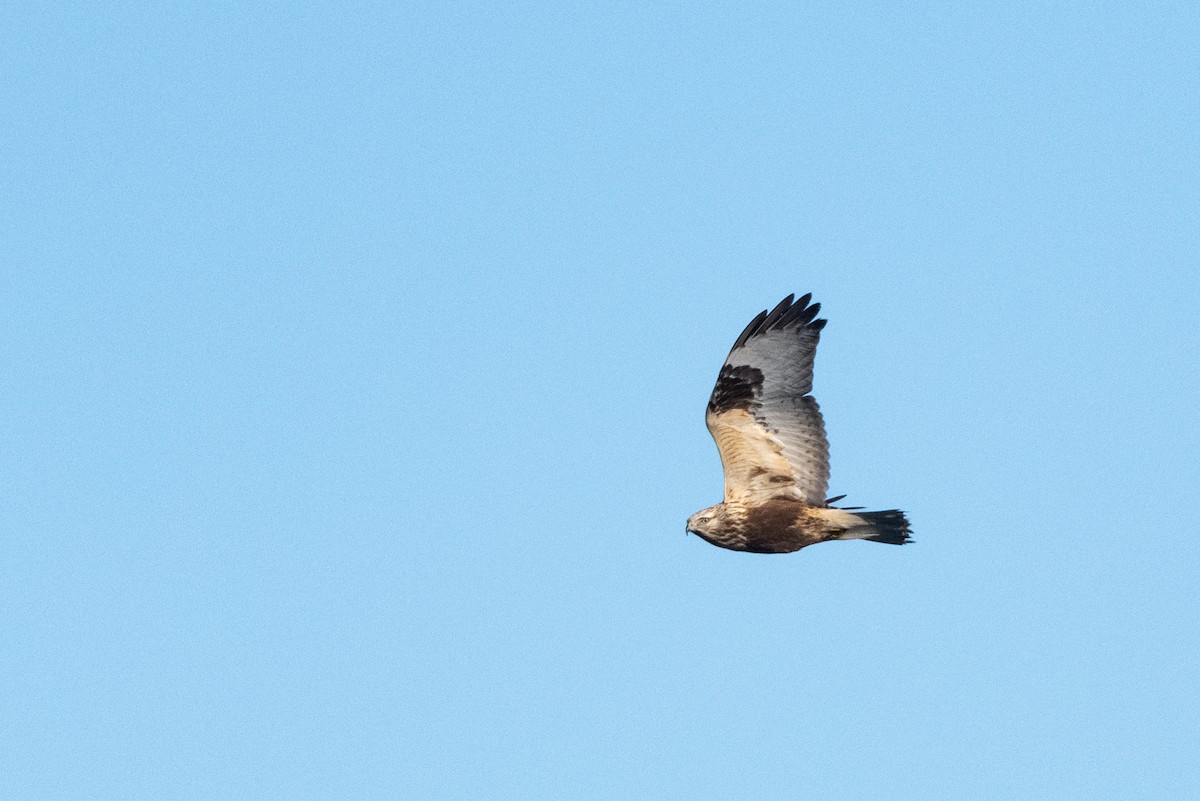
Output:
left=698, top=516, right=711, bottom=523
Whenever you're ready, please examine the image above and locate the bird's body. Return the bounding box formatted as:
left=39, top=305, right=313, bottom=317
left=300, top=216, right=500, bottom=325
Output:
left=688, top=499, right=905, bottom=554
left=686, top=293, right=912, bottom=554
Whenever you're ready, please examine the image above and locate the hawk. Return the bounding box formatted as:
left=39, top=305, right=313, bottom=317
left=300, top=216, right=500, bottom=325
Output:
left=686, top=293, right=912, bottom=553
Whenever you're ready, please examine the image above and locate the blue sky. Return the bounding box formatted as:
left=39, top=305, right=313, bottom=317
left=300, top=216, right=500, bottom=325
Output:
left=4, top=2, right=1199, bottom=799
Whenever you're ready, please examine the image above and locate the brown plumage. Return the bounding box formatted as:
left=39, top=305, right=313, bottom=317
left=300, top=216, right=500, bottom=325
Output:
left=686, top=293, right=912, bottom=554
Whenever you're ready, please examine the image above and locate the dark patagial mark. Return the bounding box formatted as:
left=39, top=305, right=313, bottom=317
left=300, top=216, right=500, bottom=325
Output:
left=707, top=364, right=764, bottom=415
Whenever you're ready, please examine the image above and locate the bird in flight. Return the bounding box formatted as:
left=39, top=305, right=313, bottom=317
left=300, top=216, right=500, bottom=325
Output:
left=687, top=293, right=912, bottom=553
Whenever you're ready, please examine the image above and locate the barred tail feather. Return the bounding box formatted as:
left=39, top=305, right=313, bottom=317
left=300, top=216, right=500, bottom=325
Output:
left=856, top=509, right=913, bottom=545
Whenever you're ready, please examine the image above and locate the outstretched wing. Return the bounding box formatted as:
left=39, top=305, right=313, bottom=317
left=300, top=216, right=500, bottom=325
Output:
left=705, top=293, right=830, bottom=506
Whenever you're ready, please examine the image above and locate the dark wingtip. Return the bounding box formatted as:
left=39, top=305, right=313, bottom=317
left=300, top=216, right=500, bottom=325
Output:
left=730, top=309, right=769, bottom=351
left=727, top=293, right=826, bottom=355
left=758, top=294, right=824, bottom=331
left=760, top=294, right=795, bottom=330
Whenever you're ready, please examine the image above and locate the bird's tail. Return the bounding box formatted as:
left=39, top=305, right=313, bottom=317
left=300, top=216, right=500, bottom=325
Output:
left=849, top=509, right=913, bottom=545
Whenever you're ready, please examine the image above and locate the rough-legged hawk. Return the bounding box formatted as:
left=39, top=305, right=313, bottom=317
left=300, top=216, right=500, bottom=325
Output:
left=687, top=293, right=912, bottom=553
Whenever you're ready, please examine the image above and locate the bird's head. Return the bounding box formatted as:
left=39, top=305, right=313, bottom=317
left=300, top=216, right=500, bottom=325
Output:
left=686, top=504, right=726, bottom=538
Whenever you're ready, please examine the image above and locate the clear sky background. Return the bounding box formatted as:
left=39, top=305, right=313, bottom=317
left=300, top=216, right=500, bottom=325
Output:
left=4, top=2, right=1199, bottom=799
